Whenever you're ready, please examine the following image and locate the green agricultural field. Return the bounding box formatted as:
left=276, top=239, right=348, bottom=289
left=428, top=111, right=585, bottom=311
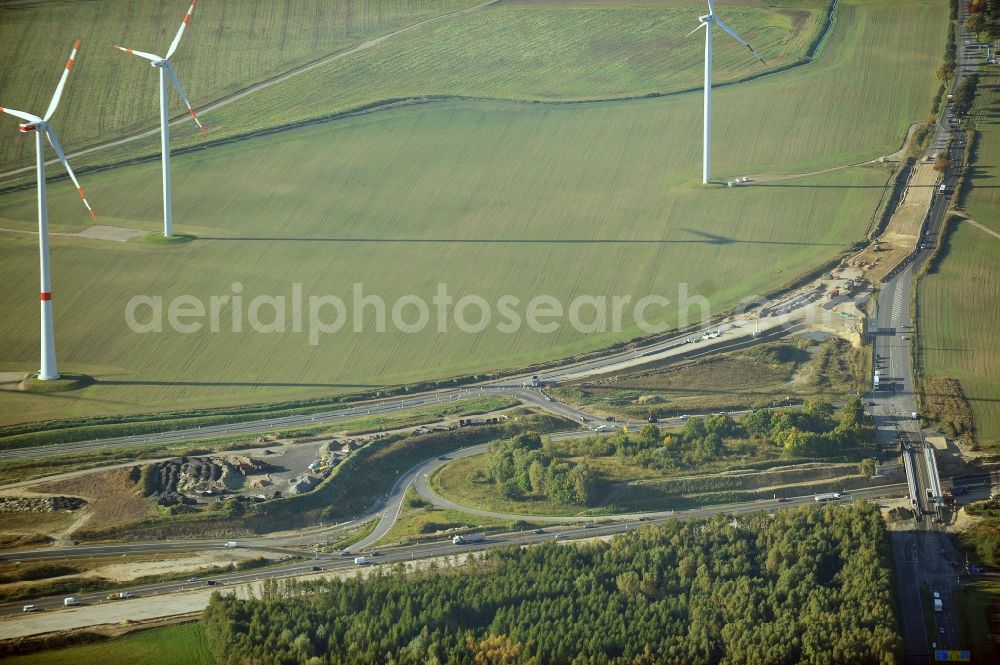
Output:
left=1, top=622, right=215, bottom=665
left=918, top=222, right=1000, bottom=448
left=0, top=0, right=828, bottom=179
left=0, top=0, right=945, bottom=426
left=0, top=0, right=484, bottom=174
left=114, top=0, right=947, bottom=177
left=957, top=579, right=1000, bottom=663
left=965, top=69, right=1000, bottom=233
left=917, top=62, right=1000, bottom=450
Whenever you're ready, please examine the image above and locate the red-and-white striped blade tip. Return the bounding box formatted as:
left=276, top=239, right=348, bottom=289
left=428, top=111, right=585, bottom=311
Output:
left=66, top=41, right=79, bottom=68
left=188, top=108, right=207, bottom=135
left=40, top=292, right=52, bottom=301
left=77, top=187, right=96, bottom=219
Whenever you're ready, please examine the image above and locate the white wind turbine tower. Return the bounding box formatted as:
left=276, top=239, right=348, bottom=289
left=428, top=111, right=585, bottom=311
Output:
left=1, top=40, right=96, bottom=380
left=115, top=0, right=206, bottom=238
left=688, top=0, right=766, bottom=184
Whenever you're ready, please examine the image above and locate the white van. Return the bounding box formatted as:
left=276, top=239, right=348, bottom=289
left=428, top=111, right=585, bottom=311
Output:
left=63, top=597, right=80, bottom=606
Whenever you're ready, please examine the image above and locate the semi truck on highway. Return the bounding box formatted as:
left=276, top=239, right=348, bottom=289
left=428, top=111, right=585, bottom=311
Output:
left=106, top=591, right=133, bottom=600
left=452, top=533, right=486, bottom=545
left=814, top=492, right=843, bottom=502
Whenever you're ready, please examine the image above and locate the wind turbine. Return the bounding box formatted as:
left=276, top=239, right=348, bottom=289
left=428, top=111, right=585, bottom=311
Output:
left=688, top=0, right=766, bottom=184
left=115, top=0, right=206, bottom=238
left=1, top=40, right=96, bottom=381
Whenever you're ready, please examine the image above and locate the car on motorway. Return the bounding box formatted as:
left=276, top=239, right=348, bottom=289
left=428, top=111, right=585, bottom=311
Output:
left=63, top=597, right=80, bottom=606
left=680, top=415, right=690, bottom=421
left=583, top=523, right=595, bottom=529
left=775, top=497, right=789, bottom=503
left=22, top=604, right=39, bottom=612
left=532, top=528, right=545, bottom=534
left=311, top=566, right=323, bottom=572
left=594, top=425, right=609, bottom=432
left=339, top=549, right=352, bottom=556
left=205, top=580, right=218, bottom=586
left=637, top=516, right=648, bottom=521
left=187, top=577, right=199, bottom=583
left=554, top=533, right=565, bottom=540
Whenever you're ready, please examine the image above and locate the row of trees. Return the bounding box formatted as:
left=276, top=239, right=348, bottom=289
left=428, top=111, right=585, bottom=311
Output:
left=201, top=502, right=902, bottom=664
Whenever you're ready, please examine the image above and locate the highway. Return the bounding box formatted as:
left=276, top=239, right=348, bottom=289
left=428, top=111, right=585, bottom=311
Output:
left=0, top=481, right=911, bottom=621
left=875, top=6, right=979, bottom=659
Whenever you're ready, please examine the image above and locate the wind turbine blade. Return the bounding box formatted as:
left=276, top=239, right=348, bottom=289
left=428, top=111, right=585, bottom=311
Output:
left=707, top=0, right=715, bottom=13
left=43, top=40, right=80, bottom=121
left=686, top=23, right=707, bottom=38
left=0, top=106, right=42, bottom=124
left=46, top=127, right=96, bottom=220
left=713, top=16, right=766, bottom=63
left=166, top=63, right=206, bottom=136
left=113, top=45, right=162, bottom=63
left=712, top=17, right=749, bottom=47
left=165, top=0, right=198, bottom=60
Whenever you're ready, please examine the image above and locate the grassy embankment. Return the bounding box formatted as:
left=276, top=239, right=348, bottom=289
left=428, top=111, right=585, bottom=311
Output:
left=0, top=622, right=214, bottom=665
left=552, top=338, right=868, bottom=419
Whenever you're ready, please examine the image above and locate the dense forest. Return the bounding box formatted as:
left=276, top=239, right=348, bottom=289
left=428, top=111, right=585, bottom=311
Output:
left=202, top=502, right=901, bottom=664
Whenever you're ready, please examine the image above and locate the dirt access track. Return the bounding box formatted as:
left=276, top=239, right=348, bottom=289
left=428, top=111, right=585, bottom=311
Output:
left=851, top=161, right=938, bottom=283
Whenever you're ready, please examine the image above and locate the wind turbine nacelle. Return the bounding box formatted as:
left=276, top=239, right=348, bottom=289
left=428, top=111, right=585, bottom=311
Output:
left=18, top=123, right=39, bottom=133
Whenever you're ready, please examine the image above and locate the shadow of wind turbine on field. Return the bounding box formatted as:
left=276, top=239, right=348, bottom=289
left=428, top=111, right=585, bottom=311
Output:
left=195, top=232, right=842, bottom=248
